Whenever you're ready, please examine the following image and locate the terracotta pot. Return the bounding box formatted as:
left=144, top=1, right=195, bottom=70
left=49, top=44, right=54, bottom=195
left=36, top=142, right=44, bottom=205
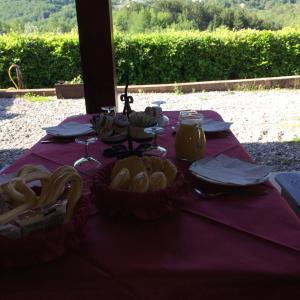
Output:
left=55, top=83, right=84, bottom=99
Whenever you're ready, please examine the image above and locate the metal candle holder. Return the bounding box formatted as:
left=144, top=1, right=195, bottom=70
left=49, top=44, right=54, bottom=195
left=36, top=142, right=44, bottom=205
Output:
left=120, top=74, right=134, bottom=153
left=120, top=74, right=133, bottom=117
left=101, top=74, right=151, bottom=159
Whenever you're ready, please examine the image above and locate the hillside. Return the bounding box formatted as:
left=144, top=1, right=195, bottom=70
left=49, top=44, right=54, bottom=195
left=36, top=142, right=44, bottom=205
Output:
left=0, top=0, right=76, bottom=32
left=0, top=0, right=299, bottom=33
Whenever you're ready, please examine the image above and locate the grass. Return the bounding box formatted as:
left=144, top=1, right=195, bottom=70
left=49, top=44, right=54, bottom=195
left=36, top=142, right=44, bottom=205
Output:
left=173, top=83, right=183, bottom=95
left=228, top=83, right=271, bottom=92
left=226, top=83, right=300, bottom=92
left=23, top=93, right=50, bottom=102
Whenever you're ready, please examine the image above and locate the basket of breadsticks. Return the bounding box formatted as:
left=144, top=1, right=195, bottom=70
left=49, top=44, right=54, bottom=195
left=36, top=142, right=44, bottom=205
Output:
left=91, top=155, right=187, bottom=220
left=0, top=165, right=90, bottom=268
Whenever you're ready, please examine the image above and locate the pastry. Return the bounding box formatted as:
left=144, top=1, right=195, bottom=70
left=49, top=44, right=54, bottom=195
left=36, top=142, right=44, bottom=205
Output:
left=145, top=106, right=163, bottom=118
left=100, top=127, right=114, bottom=137
left=129, top=171, right=149, bottom=192
left=109, top=156, right=178, bottom=193
left=110, top=168, right=131, bottom=190
left=0, top=164, right=83, bottom=225
left=111, top=156, right=146, bottom=179
left=141, top=156, right=153, bottom=175
left=150, top=156, right=164, bottom=173
left=163, top=159, right=177, bottom=186
left=114, top=114, right=129, bottom=127
left=149, top=171, right=167, bottom=192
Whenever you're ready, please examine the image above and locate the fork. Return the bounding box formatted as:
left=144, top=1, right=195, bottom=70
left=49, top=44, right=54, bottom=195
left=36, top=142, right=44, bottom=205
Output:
left=40, top=139, right=74, bottom=144
left=194, top=188, right=229, bottom=199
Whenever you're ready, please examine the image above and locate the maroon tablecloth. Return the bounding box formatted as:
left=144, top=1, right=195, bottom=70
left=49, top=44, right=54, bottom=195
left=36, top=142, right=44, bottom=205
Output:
left=1, top=111, right=300, bottom=299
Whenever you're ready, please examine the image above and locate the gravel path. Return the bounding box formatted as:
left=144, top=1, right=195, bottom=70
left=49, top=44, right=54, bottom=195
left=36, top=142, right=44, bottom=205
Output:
left=1, top=89, right=300, bottom=171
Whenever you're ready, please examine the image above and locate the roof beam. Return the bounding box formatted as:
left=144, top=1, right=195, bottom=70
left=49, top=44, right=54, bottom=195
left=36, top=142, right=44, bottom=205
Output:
left=75, top=0, right=117, bottom=113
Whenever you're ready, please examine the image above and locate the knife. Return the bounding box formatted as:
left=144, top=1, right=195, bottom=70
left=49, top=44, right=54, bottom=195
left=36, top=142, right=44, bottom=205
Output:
left=40, top=139, right=74, bottom=144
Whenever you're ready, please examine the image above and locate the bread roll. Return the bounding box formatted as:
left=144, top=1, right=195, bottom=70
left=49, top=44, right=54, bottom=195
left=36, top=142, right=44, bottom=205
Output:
left=111, top=156, right=146, bottom=179
left=142, top=156, right=153, bottom=175
left=129, top=171, right=149, bottom=193
left=149, top=171, right=167, bottom=192
left=150, top=156, right=164, bottom=173
left=163, top=159, right=177, bottom=186
left=110, top=168, right=131, bottom=190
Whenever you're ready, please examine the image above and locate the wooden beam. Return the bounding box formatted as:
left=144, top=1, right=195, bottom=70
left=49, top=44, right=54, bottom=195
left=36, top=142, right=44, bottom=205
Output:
left=75, top=0, right=117, bottom=114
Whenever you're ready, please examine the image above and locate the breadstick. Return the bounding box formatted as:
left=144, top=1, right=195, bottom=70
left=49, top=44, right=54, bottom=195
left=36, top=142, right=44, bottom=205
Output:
left=17, top=164, right=43, bottom=177
left=0, top=202, right=33, bottom=225
left=2, top=179, right=28, bottom=204
left=38, top=166, right=83, bottom=221
left=0, top=165, right=83, bottom=226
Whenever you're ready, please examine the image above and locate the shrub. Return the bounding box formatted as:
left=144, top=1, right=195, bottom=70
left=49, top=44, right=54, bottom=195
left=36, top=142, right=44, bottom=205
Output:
left=0, top=33, right=81, bottom=88
left=114, top=28, right=300, bottom=84
left=0, top=29, right=300, bottom=88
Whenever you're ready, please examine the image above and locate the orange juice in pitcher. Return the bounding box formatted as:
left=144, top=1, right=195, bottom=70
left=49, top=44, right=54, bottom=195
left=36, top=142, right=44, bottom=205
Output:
left=175, top=114, right=206, bottom=161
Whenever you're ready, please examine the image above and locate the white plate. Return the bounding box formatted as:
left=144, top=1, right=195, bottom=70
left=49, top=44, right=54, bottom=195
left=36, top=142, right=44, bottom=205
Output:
left=44, top=122, right=94, bottom=138
left=189, top=154, right=272, bottom=186
left=202, top=118, right=232, bottom=133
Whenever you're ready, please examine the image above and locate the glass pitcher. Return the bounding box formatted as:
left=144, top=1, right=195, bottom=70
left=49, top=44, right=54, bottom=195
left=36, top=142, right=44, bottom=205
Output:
left=175, top=112, right=206, bottom=161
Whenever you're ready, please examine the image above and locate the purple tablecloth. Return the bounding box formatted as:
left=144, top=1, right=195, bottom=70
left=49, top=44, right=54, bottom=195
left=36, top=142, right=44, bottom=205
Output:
left=1, top=111, right=300, bottom=299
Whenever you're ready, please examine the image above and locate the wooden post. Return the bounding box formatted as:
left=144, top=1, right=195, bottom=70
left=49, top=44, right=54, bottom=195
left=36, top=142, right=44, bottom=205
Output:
left=75, top=0, right=117, bottom=114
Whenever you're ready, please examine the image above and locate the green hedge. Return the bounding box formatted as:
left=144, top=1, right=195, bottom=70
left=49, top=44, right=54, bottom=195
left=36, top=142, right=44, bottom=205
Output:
left=0, top=29, right=300, bottom=88
left=0, top=33, right=81, bottom=89
left=115, top=29, right=300, bottom=84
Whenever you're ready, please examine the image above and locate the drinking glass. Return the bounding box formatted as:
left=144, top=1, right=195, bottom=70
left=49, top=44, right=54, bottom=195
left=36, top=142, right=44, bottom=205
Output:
left=143, top=126, right=167, bottom=157
left=173, top=110, right=204, bottom=132
left=74, top=136, right=101, bottom=168
left=151, top=100, right=169, bottom=127
left=175, top=110, right=206, bottom=161
left=179, top=110, right=204, bottom=123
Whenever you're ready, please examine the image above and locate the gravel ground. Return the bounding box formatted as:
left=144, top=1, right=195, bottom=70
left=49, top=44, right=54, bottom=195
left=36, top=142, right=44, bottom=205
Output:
left=1, top=89, right=300, bottom=171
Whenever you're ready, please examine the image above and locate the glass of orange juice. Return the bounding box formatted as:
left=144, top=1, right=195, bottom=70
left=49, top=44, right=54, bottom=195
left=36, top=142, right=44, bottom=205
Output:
left=175, top=111, right=206, bottom=161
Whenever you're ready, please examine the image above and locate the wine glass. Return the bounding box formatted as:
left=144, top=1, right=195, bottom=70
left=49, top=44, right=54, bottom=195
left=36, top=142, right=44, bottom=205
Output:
left=143, top=126, right=167, bottom=157
left=152, top=100, right=166, bottom=107
left=151, top=100, right=169, bottom=127
left=101, top=106, right=115, bottom=116
left=74, top=136, right=101, bottom=168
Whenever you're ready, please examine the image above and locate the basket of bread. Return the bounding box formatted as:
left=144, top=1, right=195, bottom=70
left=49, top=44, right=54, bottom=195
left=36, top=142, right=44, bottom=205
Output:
left=0, top=165, right=90, bottom=268
left=91, top=156, right=186, bottom=220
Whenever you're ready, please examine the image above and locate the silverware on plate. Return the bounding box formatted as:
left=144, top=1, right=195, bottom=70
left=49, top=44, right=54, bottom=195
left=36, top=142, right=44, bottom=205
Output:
left=194, top=185, right=267, bottom=199
left=40, top=139, right=74, bottom=144
left=194, top=188, right=228, bottom=199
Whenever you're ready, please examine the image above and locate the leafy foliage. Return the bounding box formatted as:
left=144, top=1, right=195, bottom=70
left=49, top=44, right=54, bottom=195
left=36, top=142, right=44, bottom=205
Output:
left=0, top=33, right=81, bottom=88
left=113, top=0, right=280, bottom=32
left=1, top=29, right=300, bottom=88
left=0, top=0, right=300, bottom=33
left=114, top=29, right=300, bottom=84
left=0, top=0, right=76, bottom=33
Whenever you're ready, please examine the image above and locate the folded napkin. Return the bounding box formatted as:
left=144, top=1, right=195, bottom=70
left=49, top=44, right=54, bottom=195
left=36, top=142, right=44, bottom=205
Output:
left=44, top=122, right=93, bottom=137
left=189, top=154, right=273, bottom=186
left=201, top=118, right=232, bottom=133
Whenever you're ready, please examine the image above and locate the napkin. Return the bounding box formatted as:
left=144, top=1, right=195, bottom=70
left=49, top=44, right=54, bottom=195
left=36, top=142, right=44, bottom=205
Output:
left=201, top=118, right=232, bottom=133
left=189, top=154, right=273, bottom=186
left=44, top=122, right=93, bottom=137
